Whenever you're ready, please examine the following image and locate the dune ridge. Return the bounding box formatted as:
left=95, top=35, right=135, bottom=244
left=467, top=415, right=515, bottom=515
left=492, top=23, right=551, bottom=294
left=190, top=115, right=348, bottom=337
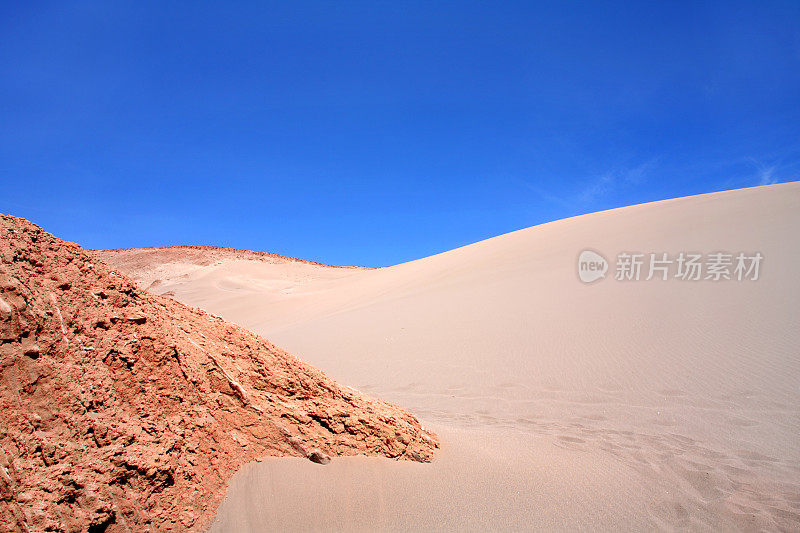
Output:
left=95, top=245, right=371, bottom=271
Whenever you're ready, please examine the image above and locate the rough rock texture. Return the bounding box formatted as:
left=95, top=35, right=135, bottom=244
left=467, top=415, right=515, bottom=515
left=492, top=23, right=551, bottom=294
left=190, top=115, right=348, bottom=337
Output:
left=94, top=245, right=372, bottom=271
left=0, top=214, right=438, bottom=532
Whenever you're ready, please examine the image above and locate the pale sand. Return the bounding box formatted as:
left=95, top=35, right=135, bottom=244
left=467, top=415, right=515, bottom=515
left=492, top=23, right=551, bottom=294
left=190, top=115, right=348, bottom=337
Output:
left=100, top=182, right=800, bottom=530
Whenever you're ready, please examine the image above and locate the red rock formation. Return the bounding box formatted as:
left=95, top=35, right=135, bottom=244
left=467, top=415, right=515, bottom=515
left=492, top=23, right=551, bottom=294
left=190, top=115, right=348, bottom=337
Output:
left=94, top=245, right=373, bottom=270
left=0, top=214, right=437, bottom=532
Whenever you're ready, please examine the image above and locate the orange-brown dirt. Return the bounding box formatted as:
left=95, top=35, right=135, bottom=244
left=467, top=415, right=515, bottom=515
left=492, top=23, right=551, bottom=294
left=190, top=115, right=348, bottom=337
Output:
left=0, top=214, right=437, bottom=532
left=94, top=246, right=373, bottom=272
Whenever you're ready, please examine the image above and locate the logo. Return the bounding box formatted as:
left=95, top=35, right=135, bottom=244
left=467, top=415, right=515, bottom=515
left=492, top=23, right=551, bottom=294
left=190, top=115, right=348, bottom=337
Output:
left=577, top=250, right=608, bottom=283
left=576, top=249, right=762, bottom=283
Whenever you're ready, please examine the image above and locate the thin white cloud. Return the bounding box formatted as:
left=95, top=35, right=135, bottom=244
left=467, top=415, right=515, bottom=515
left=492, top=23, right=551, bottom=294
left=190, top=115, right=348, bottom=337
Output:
left=517, top=157, right=659, bottom=211
left=715, top=153, right=799, bottom=190
left=515, top=179, right=575, bottom=210
left=757, top=165, right=778, bottom=185
left=578, top=158, right=658, bottom=204
left=745, top=157, right=788, bottom=186
left=578, top=172, right=615, bottom=204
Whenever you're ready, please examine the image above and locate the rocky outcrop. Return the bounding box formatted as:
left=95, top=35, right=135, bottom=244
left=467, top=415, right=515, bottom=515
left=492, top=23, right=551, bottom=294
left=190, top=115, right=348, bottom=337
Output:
left=0, top=214, right=437, bottom=532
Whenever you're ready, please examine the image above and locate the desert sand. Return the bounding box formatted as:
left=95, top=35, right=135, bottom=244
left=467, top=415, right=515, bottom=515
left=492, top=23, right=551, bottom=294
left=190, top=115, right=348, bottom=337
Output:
left=99, top=182, right=800, bottom=531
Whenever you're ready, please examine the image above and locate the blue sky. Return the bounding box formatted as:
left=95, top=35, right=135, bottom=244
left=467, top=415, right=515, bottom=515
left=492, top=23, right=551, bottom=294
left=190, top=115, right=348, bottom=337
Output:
left=1, top=2, right=798, bottom=267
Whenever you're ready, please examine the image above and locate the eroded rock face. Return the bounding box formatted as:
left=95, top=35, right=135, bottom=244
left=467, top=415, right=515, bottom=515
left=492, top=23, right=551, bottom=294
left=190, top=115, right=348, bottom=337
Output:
left=0, top=214, right=437, bottom=532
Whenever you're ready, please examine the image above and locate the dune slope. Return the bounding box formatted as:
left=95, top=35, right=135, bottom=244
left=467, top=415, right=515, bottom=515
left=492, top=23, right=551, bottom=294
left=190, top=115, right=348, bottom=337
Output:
left=104, top=183, right=800, bottom=531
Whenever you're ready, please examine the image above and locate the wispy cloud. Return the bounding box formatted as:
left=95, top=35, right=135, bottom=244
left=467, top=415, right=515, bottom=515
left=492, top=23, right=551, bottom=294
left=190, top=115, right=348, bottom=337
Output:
left=712, top=152, right=799, bottom=191
left=577, top=158, right=659, bottom=204
left=743, top=156, right=800, bottom=187
left=516, top=157, right=659, bottom=212
left=517, top=181, right=575, bottom=210
left=577, top=172, right=615, bottom=204
left=757, top=166, right=778, bottom=185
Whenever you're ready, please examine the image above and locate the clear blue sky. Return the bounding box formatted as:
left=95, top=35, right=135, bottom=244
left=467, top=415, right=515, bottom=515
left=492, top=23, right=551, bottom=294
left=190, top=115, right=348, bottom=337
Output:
left=1, top=2, right=798, bottom=266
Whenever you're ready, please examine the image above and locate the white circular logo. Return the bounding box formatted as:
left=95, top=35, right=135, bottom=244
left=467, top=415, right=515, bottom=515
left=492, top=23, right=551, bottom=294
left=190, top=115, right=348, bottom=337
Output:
left=577, top=250, right=608, bottom=283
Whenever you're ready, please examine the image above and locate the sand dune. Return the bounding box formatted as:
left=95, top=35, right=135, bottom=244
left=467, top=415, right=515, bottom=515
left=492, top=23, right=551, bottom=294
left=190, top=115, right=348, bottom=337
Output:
left=100, top=182, right=800, bottom=531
